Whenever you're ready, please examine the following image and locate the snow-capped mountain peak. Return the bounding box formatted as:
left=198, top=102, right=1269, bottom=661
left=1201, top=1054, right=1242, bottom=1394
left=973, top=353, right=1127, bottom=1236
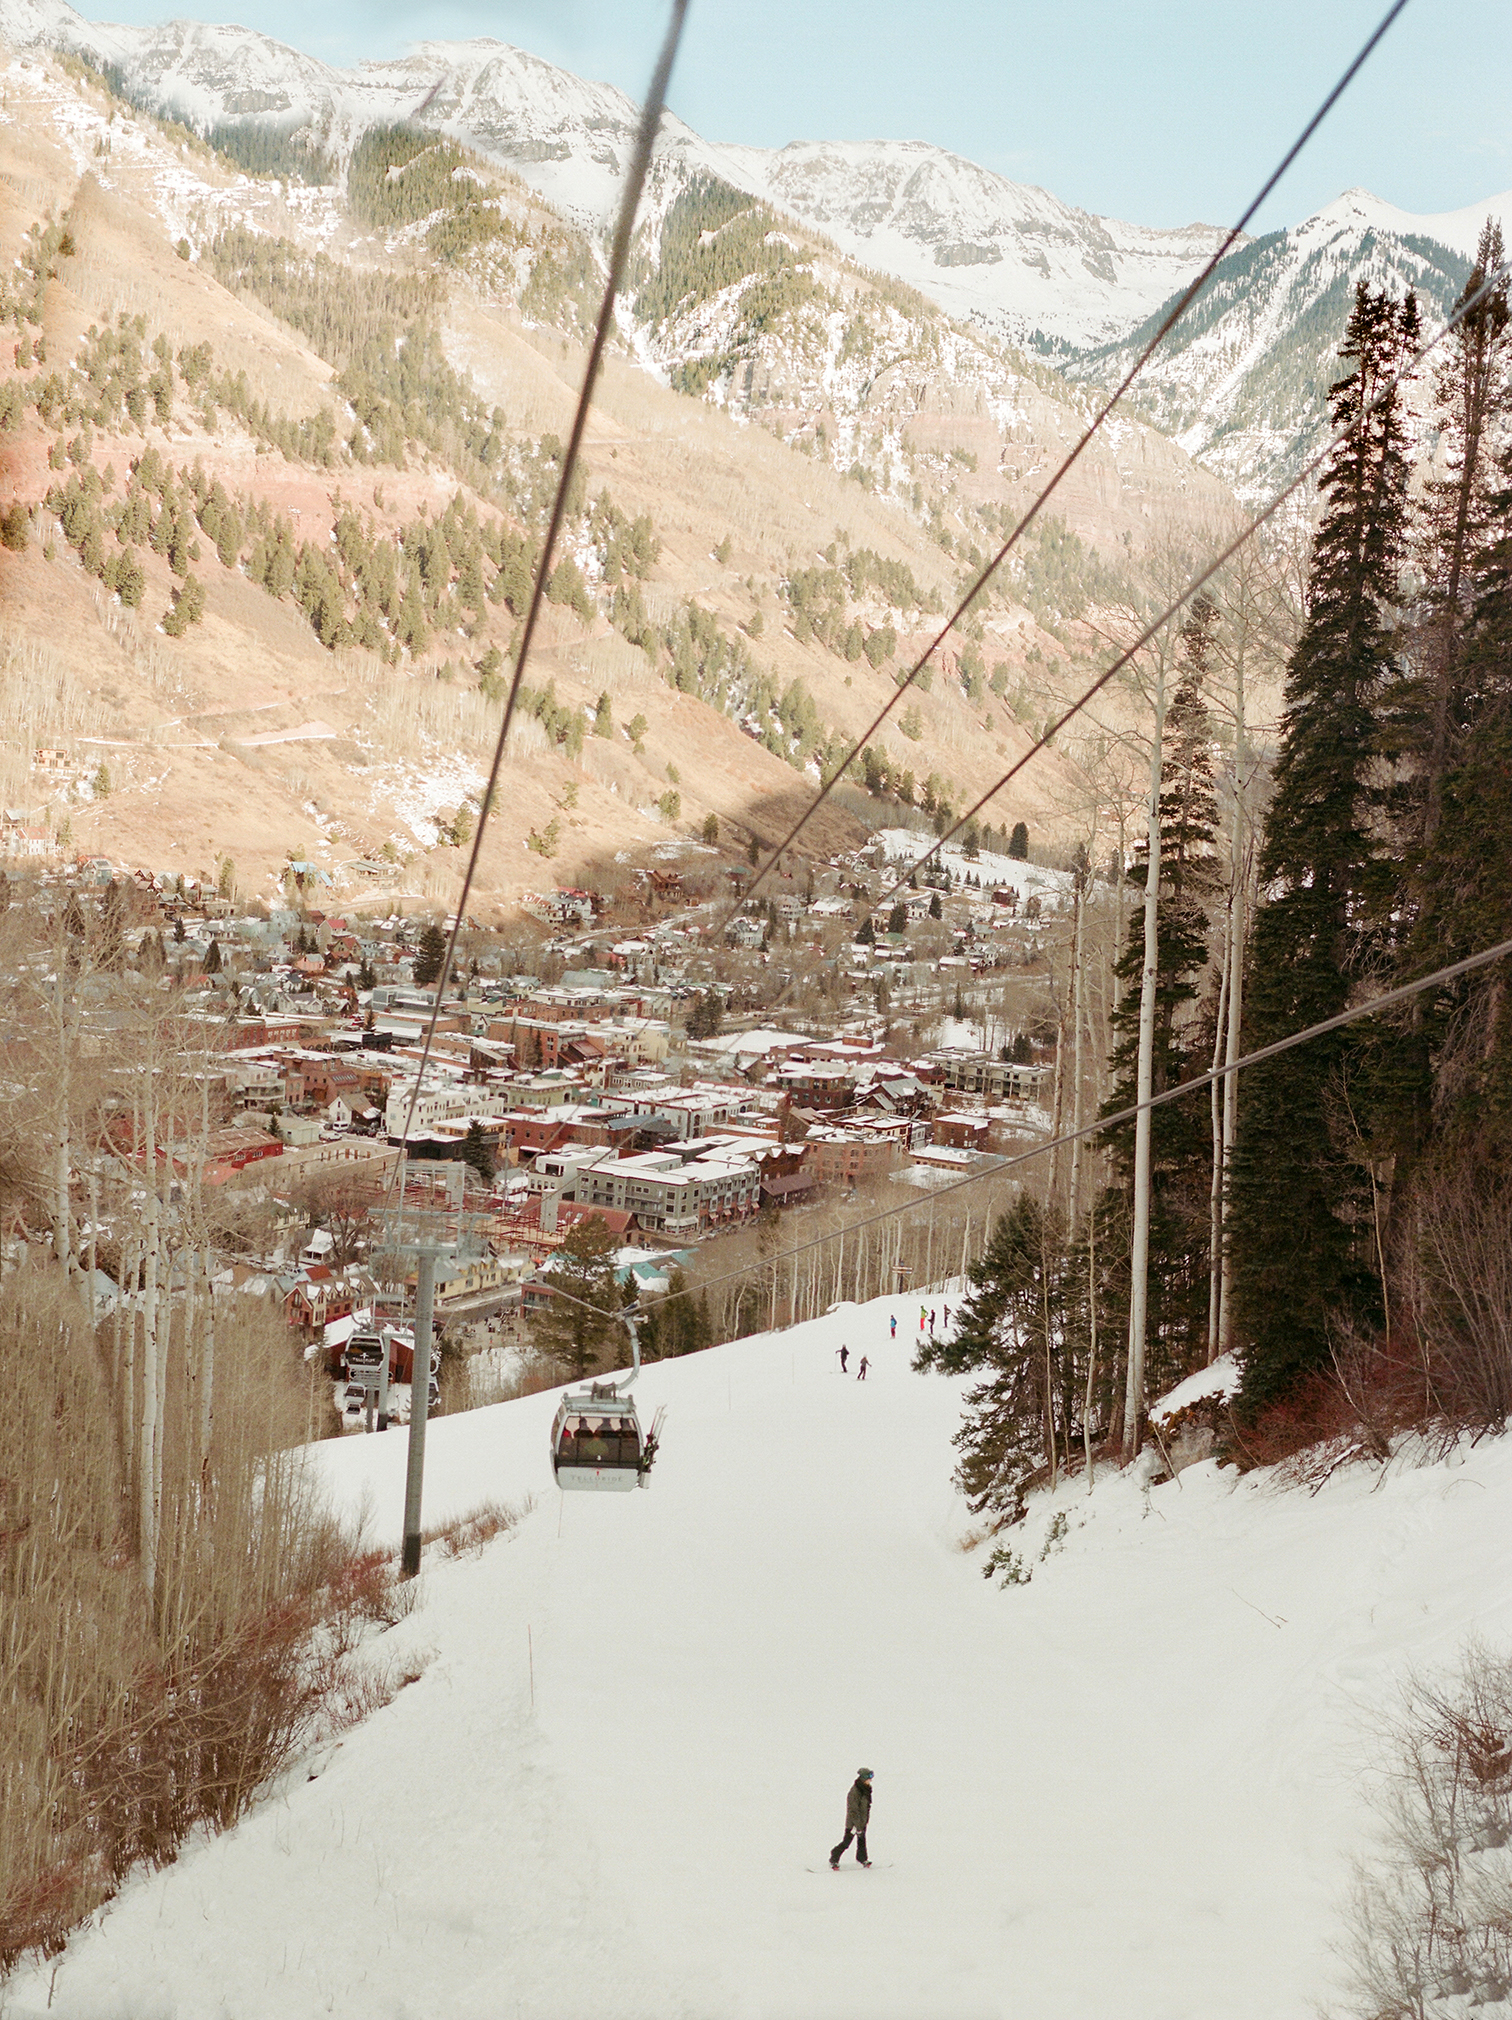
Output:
left=1307, top=184, right=1512, bottom=260
left=1069, top=182, right=1499, bottom=500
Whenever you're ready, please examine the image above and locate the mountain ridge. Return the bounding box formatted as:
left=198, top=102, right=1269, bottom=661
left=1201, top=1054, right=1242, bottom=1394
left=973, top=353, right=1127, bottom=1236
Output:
left=0, top=0, right=1235, bottom=351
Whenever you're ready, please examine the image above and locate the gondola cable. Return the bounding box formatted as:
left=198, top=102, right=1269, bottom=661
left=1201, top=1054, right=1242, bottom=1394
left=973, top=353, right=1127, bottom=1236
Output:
left=864, top=251, right=1512, bottom=919
left=706, top=0, right=1412, bottom=934
left=382, top=0, right=690, bottom=1204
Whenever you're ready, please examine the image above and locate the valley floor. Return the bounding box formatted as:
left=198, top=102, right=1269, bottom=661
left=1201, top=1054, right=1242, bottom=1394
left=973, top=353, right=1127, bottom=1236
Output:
left=8, top=1294, right=1510, bottom=2020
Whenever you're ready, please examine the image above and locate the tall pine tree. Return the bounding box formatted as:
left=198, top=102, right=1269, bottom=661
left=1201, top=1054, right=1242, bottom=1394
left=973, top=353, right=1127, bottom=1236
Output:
left=1400, top=220, right=1511, bottom=848
left=1228, top=283, right=1420, bottom=1413
left=916, top=1193, right=1075, bottom=1520
left=1403, top=440, right=1512, bottom=1162
left=1375, top=228, right=1512, bottom=1201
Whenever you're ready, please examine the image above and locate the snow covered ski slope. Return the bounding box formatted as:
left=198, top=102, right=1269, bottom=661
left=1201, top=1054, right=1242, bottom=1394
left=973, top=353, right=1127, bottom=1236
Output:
left=11, top=1293, right=1512, bottom=2019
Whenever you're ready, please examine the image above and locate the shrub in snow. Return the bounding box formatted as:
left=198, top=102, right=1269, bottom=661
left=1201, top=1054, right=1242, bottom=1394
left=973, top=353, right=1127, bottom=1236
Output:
left=1340, top=1640, right=1512, bottom=2019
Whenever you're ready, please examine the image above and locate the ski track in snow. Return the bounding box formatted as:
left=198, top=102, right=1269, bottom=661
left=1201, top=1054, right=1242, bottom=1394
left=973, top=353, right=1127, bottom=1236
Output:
left=9, top=1290, right=1512, bottom=2019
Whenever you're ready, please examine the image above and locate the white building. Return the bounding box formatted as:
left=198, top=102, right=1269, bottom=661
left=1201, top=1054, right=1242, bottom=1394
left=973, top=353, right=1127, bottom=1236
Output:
left=384, top=1082, right=511, bottom=1136
left=569, top=1143, right=759, bottom=1237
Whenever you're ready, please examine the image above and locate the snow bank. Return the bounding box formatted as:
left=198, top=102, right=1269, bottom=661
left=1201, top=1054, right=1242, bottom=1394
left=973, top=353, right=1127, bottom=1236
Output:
left=12, top=1295, right=1512, bottom=2020
left=1150, top=1351, right=1241, bottom=1423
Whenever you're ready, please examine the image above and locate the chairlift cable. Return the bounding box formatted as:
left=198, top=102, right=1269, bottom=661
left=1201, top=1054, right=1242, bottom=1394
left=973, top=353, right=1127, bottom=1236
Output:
left=382, top=0, right=690, bottom=1196
left=709, top=0, right=1412, bottom=932
left=867, top=252, right=1512, bottom=917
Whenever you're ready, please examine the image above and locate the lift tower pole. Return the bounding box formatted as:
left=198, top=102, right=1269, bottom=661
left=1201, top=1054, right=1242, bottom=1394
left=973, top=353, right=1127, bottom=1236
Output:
left=400, top=1244, right=440, bottom=1579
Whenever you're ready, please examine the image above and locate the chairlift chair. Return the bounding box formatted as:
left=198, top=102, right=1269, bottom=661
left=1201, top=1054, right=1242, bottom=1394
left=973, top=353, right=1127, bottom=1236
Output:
left=550, top=1311, right=665, bottom=1492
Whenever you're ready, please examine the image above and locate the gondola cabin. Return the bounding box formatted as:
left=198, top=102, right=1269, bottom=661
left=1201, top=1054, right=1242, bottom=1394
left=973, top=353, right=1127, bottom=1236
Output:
left=551, top=1386, right=648, bottom=1492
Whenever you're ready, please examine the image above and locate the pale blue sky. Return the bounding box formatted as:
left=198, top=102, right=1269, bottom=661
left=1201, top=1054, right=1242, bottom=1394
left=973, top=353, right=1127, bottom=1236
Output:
left=78, top=0, right=1512, bottom=233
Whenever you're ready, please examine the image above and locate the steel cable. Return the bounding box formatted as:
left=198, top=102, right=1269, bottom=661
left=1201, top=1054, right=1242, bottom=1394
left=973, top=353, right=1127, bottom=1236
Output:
left=867, top=252, right=1512, bottom=918
left=712, top=0, right=1412, bottom=928
left=384, top=0, right=689, bottom=1190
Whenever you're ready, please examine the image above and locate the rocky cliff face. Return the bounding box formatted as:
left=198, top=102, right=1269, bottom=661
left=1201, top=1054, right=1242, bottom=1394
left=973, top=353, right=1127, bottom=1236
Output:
left=707, top=138, right=1234, bottom=350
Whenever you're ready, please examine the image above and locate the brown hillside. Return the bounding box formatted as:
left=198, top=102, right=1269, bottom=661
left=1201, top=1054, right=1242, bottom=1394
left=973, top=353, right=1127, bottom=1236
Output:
left=0, top=50, right=1248, bottom=916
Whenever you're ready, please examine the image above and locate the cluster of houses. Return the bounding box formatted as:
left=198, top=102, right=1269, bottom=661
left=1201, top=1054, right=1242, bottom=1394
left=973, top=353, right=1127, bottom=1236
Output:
left=11, top=828, right=1060, bottom=1399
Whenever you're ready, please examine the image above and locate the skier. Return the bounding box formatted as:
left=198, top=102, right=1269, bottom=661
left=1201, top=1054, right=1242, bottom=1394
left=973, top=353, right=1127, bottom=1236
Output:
left=889, top=1314, right=897, bottom=1340
left=830, top=1769, right=874, bottom=1869
left=856, top=1356, right=869, bottom=1381
left=837, top=1344, right=849, bottom=1374
left=919, top=1306, right=927, bottom=1333
left=943, top=1301, right=950, bottom=1327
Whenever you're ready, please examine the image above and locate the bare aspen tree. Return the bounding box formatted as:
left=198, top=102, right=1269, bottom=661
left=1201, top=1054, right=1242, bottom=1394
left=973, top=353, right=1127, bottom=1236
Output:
left=86, top=1162, right=99, bottom=1324
left=1123, top=661, right=1168, bottom=1457
left=1067, top=831, right=1094, bottom=1224
left=1206, top=916, right=1231, bottom=1360
left=1083, top=1205, right=1098, bottom=1491
left=1208, top=527, right=1293, bottom=1359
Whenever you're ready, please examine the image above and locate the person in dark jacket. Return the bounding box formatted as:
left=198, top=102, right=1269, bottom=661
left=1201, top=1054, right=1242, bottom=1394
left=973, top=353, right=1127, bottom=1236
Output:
left=829, top=1769, right=874, bottom=1868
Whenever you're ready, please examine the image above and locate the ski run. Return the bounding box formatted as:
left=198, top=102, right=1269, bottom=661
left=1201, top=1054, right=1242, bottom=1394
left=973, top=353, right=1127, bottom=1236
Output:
left=9, top=1288, right=1510, bottom=2020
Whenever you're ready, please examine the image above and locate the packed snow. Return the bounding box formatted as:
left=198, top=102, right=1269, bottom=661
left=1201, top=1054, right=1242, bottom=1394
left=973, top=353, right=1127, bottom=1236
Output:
left=8, top=1290, right=1512, bottom=2019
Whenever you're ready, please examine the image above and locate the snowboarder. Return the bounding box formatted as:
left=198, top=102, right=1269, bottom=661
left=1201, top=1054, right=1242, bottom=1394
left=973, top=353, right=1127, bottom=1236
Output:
left=889, top=1315, right=897, bottom=1340
left=856, top=1356, right=869, bottom=1381
left=830, top=1769, right=874, bottom=1868
left=837, top=1344, right=849, bottom=1373
left=919, top=1306, right=927, bottom=1332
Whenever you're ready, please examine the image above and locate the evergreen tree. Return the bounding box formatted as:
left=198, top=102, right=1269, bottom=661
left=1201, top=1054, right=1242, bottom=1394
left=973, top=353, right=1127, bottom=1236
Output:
left=686, top=989, right=724, bottom=1039
left=1401, top=444, right=1512, bottom=1163
left=413, top=923, right=447, bottom=988
left=533, top=1216, right=622, bottom=1380
left=1396, top=221, right=1512, bottom=850
left=459, top=1119, right=495, bottom=1184
left=1008, top=821, right=1028, bottom=860
left=1379, top=233, right=1512, bottom=1206
left=916, top=1194, right=1074, bottom=1524
left=1228, top=283, right=1420, bottom=1414
left=203, top=938, right=222, bottom=975
left=641, top=1269, right=713, bottom=1358
left=928, top=891, right=943, bottom=920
